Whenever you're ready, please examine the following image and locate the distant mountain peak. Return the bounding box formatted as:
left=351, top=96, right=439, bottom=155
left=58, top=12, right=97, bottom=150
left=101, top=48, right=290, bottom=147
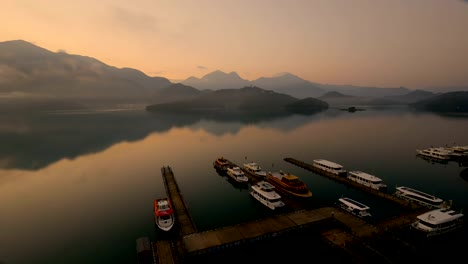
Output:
left=0, top=39, right=52, bottom=55
left=202, top=70, right=243, bottom=79
left=319, top=91, right=351, bottom=98
left=273, top=72, right=299, bottom=78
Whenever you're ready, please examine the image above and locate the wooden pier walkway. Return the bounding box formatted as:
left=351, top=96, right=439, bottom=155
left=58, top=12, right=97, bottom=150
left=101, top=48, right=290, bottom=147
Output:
left=153, top=166, right=198, bottom=264
left=182, top=207, right=337, bottom=256
left=161, top=166, right=198, bottom=236
left=284, top=157, right=421, bottom=209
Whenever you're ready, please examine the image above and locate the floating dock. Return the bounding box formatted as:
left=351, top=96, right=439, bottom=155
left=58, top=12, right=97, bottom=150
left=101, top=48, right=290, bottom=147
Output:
left=284, top=157, right=421, bottom=209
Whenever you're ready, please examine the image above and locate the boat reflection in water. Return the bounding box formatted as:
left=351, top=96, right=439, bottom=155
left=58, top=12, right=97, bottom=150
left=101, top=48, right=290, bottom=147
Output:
left=460, top=168, right=468, bottom=182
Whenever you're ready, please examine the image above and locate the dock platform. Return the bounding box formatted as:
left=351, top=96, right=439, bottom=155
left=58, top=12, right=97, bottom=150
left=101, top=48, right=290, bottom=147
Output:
left=150, top=164, right=429, bottom=263
left=284, top=157, right=421, bottom=209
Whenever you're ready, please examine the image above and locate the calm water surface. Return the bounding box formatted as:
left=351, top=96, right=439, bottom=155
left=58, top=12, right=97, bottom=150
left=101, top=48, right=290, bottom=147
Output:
left=1, top=107, right=467, bottom=264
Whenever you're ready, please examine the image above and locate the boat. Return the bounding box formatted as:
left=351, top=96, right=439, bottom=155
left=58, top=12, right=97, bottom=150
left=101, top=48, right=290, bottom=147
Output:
left=394, top=186, right=445, bottom=209
left=243, top=162, right=267, bottom=179
left=312, top=159, right=347, bottom=177
left=213, top=157, right=233, bottom=172
left=337, top=197, right=372, bottom=218
left=226, top=166, right=249, bottom=183
left=153, top=198, right=175, bottom=232
left=411, top=208, right=464, bottom=238
left=250, top=181, right=285, bottom=210
left=266, top=170, right=312, bottom=198
left=444, top=145, right=468, bottom=160
left=416, top=147, right=451, bottom=161
left=347, top=171, right=387, bottom=191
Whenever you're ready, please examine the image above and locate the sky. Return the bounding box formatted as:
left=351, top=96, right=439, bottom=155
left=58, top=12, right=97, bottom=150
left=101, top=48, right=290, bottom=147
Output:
left=1, top=0, right=468, bottom=88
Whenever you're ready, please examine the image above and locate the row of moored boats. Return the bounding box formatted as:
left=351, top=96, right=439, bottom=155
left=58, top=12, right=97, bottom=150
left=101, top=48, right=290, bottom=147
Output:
left=215, top=157, right=464, bottom=238
left=214, top=157, right=312, bottom=210
left=416, top=145, right=468, bottom=162
left=312, top=158, right=464, bottom=238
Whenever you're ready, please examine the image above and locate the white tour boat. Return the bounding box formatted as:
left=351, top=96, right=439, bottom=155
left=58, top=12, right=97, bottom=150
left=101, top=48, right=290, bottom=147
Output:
left=411, top=208, right=464, bottom=237
left=250, top=181, right=285, bottom=210
left=312, top=159, right=347, bottom=177
left=226, top=166, right=249, bottom=183
left=243, top=162, right=267, bottom=178
left=347, top=171, right=387, bottom=191
left=394, top=186, right=445, bottom=209
left=337, top=197, right=372, bottom=218
left=416, top=147, right=451, bottom=161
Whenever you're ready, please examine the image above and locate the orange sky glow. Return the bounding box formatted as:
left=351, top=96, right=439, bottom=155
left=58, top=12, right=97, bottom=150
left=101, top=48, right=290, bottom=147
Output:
left=1, top=0, right=468, bottom=88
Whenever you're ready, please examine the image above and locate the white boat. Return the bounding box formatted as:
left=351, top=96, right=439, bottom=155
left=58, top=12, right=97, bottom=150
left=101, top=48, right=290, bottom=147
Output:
left=226, top=166, right=249, bottom=183
left=394, top=186, right=445, bottom=209
left=153, top=198, right=175, bottom=232
left=416, top=147, right=451, bottom=161
left=337, top=197, right=371, bottom=218
left=444, top=145, right=468, bottom=159
left=411, top=208, right=464, bottom=237
left=312, top=159, right=347, bottom=177
left=250, top=181, right=285, bottom=210
left=347, top=171, right=387, bottom=191
left=243, top=162, right=267, bottom=178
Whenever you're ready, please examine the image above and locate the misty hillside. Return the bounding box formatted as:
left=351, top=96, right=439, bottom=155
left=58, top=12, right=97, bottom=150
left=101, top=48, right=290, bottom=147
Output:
left=146, top=86, right=328, bottom=113
left=410, top=91, right=468, bottom=112
left=182, top=70, right=417, bottom=99
left=383, top=89, right=436, bottom=104
left=182, top=71, right=325, bottom=98
left=251, top=72, right=325, bottom=98
left=0, top=40, right=171, bottom=102
left=149, top=83, right=201, bottom=104
left=315, top=84, right=412, bottom=98
left=182, top=70, right=251, bottom=90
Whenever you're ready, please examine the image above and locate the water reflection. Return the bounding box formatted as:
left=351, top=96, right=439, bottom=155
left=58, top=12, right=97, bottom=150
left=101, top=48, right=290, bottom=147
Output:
left=460, top=168, right=468, bottom=182
left=0, top=110, right=327, bottom=170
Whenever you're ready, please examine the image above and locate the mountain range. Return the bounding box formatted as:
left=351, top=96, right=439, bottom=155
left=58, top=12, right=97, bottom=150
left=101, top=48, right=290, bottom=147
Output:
left=1, top=40, right=467, bottom=110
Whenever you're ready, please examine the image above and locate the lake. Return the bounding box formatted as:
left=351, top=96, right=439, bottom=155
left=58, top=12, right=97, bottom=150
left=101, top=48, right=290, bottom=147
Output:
left=1, top=106, right=467, bottom=264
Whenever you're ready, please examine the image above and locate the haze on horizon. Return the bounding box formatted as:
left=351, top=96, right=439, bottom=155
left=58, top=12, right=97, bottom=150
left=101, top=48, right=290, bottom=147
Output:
left=2, top=0, right=468, bottom=89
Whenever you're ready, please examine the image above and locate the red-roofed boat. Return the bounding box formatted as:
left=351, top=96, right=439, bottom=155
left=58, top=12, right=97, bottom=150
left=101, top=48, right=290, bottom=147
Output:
left=154, top=198, right=175, bottom=232
left=266, top=170, right=312, bottom=198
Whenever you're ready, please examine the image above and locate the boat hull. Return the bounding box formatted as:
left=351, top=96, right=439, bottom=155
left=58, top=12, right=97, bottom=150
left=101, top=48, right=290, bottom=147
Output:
left=250, top=191, right=284, bottom=210
left=155, top=215, right=175, bottom=232
left=266, top=177, right=312, bottom=198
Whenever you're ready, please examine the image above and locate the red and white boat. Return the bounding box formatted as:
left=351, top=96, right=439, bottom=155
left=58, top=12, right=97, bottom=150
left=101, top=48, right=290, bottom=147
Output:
left=154, top=198, right=175, bottom=232
left=266, top=170, right=312, bottom=198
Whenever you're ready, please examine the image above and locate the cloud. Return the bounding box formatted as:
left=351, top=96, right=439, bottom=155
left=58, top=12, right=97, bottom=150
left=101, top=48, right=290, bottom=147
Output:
left=197, top=65, right=207, bottom=70
left=111, top=6, right=158, bottom=33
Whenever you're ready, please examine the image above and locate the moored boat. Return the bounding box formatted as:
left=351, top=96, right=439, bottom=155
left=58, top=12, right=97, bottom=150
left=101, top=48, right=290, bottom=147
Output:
left=347, top=170, right=387, bottom=191
left=213, top=157, right=233, bottom=172
left=337, top=197, right=372, bottom=218
left=394, top=186, right=445, bottom=209
left=243, top=162, right=267, bottom=179
left=250, top=181, right=285, bottom=210
left=416, top=147, right=451, bottom=161
left=226, top=166, right=249, bottom=183
left=312, top=159, right=347, bottom=177
left=411, top=208, right=464, bottom=238
left=154, top=198, right=175, bottom=232
left=266, top=170, right=312, bottom=198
